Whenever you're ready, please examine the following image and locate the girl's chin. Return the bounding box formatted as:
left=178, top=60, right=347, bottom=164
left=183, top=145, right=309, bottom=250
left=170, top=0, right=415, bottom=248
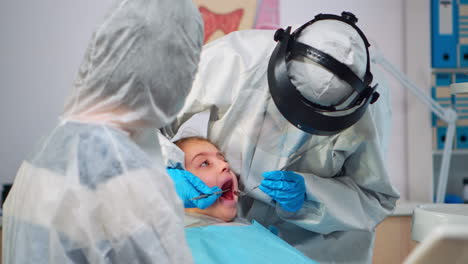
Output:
left=218, top=211, right=237, bottom=222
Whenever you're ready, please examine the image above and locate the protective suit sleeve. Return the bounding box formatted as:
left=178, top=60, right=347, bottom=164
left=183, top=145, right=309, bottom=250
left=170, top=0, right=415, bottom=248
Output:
left=275, top=112, right=399, bottom=234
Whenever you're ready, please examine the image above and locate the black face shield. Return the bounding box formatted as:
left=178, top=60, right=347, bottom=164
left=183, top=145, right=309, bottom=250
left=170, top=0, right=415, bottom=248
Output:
left=267, top=12, right=380, bottom=135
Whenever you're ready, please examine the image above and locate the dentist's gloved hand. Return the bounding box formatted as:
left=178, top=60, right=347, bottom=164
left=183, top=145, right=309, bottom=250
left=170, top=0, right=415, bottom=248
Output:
left=259, top=171, right=306, bottom=212
left=167, top=168, right=222, bottom=209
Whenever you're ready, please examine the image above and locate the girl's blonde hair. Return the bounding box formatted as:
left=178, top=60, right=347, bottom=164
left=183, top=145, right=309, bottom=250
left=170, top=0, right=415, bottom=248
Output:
left=173, top=136, right=219, bottom=149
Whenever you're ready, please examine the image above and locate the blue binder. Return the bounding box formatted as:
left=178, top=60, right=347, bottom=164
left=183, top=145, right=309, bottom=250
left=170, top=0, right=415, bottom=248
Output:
left=431, top=0, right=459, bottom=68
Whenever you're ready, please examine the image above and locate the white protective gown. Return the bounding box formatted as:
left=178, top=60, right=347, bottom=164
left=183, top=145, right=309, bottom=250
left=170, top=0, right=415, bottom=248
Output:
left=2, top=0, right=203, bottom=263
left=162, top=29, right=400, bottom=264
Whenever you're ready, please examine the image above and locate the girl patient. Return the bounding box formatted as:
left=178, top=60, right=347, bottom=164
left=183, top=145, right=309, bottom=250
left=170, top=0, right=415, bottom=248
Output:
left=174, top=136, right=240, bottom=224
left=172, top=136, right=318, bottom=264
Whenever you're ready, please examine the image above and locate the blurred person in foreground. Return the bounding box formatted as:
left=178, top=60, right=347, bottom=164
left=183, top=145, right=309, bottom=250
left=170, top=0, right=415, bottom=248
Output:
left=2, top=0, right=203, bottom=263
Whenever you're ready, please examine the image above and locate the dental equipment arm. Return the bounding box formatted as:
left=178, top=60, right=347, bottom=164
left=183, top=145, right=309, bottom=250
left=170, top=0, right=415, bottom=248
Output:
left=371, top=52, right=458, bottom=203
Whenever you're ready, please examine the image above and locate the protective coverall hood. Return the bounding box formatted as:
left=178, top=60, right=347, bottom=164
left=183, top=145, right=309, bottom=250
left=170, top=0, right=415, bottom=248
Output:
left=62, top=0, right=204, bottom=132
left=287, top=19, right=367, bottom=107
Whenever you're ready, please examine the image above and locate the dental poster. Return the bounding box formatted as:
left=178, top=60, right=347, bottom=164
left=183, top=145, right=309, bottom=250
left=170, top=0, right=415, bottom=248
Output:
left=193, top=0, right=280, bottom=43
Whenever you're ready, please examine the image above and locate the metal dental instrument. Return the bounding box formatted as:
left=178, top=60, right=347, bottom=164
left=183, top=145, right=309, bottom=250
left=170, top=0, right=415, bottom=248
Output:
left=189, top=189, right=230, bottom=201
left=234, top=186, right=258, bottom=197
left=234, top=154, right=303, bottom=197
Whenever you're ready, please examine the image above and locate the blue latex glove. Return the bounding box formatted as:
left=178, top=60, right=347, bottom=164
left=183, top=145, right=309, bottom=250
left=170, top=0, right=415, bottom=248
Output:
left=167, top=168, right=222, bottom=209
left=259, top=170, right=306, bottom=212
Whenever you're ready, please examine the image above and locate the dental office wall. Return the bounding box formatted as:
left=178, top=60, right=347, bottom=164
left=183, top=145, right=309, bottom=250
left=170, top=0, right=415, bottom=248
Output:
left=0, top=0, right=409, bottom=200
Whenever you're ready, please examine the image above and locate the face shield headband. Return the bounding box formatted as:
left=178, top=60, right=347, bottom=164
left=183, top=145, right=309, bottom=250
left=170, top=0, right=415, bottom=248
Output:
left=267, top=11, right=380, bottom=135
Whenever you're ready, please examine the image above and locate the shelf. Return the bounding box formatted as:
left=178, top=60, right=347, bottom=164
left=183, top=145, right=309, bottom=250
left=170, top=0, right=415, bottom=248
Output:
left=433, top=149, right=468, bottom=155
left=431, top=68, right=468, bottom=73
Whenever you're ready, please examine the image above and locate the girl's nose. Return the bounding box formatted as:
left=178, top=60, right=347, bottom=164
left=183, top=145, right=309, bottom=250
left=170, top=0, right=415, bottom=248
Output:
left=221, top=160, right=230, bottom=172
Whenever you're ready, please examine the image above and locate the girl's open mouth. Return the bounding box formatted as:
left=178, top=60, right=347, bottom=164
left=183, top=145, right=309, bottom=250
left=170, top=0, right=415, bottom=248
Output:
left=220, top=179, right=234, bottom=200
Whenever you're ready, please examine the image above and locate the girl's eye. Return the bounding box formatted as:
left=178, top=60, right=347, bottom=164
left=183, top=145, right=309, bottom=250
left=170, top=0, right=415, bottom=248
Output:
left=200, top=161, right=209, bottom=167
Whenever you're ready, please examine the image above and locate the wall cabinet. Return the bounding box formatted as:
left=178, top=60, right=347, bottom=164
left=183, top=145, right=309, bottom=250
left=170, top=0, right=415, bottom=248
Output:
left=373, top=216, right=418, bottom=264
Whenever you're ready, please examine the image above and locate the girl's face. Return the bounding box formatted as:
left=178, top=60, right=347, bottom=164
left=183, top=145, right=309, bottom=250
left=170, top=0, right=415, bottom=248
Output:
left=179, top=139, right=238, bottom=222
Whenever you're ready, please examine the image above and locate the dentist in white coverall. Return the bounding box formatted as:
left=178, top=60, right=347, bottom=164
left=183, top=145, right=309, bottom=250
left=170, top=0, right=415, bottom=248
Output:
left=3, top=0, right=203, bottom=263
left=163, top=12, right=400, bottom=264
